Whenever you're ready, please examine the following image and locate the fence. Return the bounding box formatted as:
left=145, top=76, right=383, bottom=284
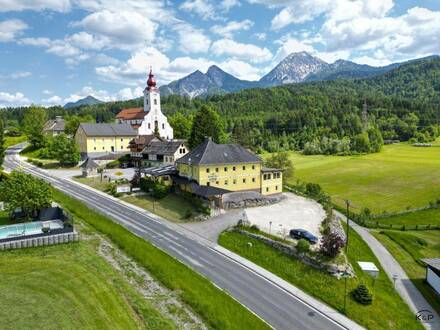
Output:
left=0, top=231, right=79, bottom=250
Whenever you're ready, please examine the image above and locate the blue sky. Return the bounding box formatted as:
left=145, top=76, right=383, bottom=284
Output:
left=0, top=0, right=439, bottom=108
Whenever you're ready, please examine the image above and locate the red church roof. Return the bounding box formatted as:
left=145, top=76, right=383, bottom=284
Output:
left=116, top=107, right=146, bottom=120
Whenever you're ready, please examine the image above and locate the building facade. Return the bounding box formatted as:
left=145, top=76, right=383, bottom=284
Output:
left=75, top=123, right=137, bottom=159
left=176, top=138, right=282, bottom=196
left=116, top=69, right=173, bottom=140
left=43, top=116, right=65, bottom=136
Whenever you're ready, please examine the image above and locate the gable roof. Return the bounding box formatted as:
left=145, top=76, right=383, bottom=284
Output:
left=79, top=123, right=137, bottom=137
left=143, top=140, right=186, bottom=156
left=176, top=138, right=261, bottom=165
left=128, top=135, right=162, bottom=149
left=43, top=117, right=65, bottom=132
left=116, top=107, right=146, bottom=120
left=80, top=157, right=99, bottom=169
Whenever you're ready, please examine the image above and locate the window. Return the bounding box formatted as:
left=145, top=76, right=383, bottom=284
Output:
left=252, top=177, right=256, bottom=183
left=224, top=167, right=228, bottom=172
left=162, top=123, right=165, bottom=129
left=224, top=180, right=228, bottom=185
left=233, top=179, right=236, bottom=184
left=206, top=168, right=210, bottom=173
left=93, top=138, right=96, bottom=142
left=121, top=138, right=123, bottom=142
left=243, top=178, right=246, bottom=183
left=148, top=123, right=151, bottom=129
left=275, top=185, right=278, bottom=190
left=216, top=181, right=219, bottom=185
left=182, top=148, right=186, bottom=153
left=94, top=147, right=96, bottom=150
left=242, top=166, right=246, bottom=170
left=207, top=182, right=210, bottom=186
left=102, top=147, right=105, bottom=150
left=215, top=168, right=219, bottom=172
left=154, top=99, right=157, bottom=105
left=252, top=165, right=255, bottom=170
left=268, top=174, right=272, bottom=180
left=233, top=166, right=236, bottom=171
left=266, top=187, right=269, bottom=192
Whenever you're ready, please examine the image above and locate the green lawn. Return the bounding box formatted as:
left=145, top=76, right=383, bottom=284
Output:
left=4, top=135, right=27, bottom=148
left=0, top=233, right=173, bottom=329
left=0, top=211, right=9, bottom=225
left=53, top=189, right=269, bottom=330
left=376, top=208, right=440, bottom=227
left=280, top=142, right=440, bottom=214
left=219, top=228, right=422, bottom=330
left=122, top=194, right=201, bottom=222
left=372, top=230, right=440, bottom=315
left=74, top=176, right=202, bottom=222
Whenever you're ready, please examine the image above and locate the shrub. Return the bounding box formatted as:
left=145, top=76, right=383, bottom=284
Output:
left=305, top=183, right=322, bottom=197
left=184, top=209, right=193, bottom=219
left=320, top=232, right=344, bottom=258
left=139, top=177, right=155, bottom=192
left=351, top=284, right=373, bottom=305
left=250, top=224, right=260, bottom=231
left=296, top=239, right=310, bottom=254
left=152, top=183, right=170, bottom=199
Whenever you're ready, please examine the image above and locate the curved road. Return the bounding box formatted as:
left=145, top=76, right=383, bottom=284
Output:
left=4, top=146, right=350, bottom=330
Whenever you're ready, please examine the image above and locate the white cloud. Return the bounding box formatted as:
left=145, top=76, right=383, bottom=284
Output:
left=0, top=19, right=27, bottom=42
left=43, top=89, right=53, bottom=95
left=218, top=59, right=263, bottom=80
left=219, top=0, right=241, bottom=11
left=211, top=38, right=272, bottom=63
left=180, top=0, right=216, bottom=20
left=66, top=31, right=108, bottom=50
left=211, top=19, right=253, bottom=38
left=0, top=71, right=31, bottom=80
left=42, top=95, right=62, bottom=105
left=254, top=32, right=267, bottom=40
left=177, top=24, right=211, bottom=54
left=0, top=91, right=30, bottom=107
left=273, top=37, right=316, bottom=63
left=73, top=10, right=156, bottom=49
left=116, top=87, right=143, bottom=100
left=0, top=0, right=71, bottom=12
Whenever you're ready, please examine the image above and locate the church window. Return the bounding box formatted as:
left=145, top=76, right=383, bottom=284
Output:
left=148, top=123, right=151, bottom=129
left=162, top=123, right=165, bottom=129
left=154, top=99, right=157, bottom=105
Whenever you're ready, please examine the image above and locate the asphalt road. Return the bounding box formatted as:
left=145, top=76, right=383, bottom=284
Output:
left=4, top=147, right=345, bottom=330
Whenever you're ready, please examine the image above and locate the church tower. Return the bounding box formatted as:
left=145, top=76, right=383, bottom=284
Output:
left=137, top=68, right=173, bottom=139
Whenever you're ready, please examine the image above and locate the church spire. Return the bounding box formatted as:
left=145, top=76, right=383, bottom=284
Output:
left=147, top=66, right=156, bottom=90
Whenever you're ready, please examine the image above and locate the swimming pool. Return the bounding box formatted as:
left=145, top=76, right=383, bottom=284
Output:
left=0, top=220, right=64, bottom=240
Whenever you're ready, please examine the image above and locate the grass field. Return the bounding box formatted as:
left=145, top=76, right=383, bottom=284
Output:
left=0, top=230, right=173, bottom=329
left=4, top=135, right=27, bottom=148
left=377, top=208, right=440, bottom=227
left=53, top=189, right=269, bottom=330
left=219, top=228, right=423, bottom=330
left=282, top=142, right=440, bottom=214
left=75, top=176, right=202, bottom=222
left=372, top=230, right=440, bottom=315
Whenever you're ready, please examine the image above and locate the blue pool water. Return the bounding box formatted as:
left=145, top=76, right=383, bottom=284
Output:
left=0, top=221, right=63, bottom=240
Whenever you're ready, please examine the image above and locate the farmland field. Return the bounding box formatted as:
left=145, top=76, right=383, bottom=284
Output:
left=281, top=142, right=440, bottom=214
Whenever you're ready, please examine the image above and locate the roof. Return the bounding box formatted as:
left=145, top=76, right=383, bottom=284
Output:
left=176, top=138, right=261, bottom=166
left=192, top=185, right=230, bottom=198
left=79, top=123, right=137, bottom=137
left=116, top=107, right=146, bottom=120
left=421, top=258, right=440, bottom=271
left=143, top=140, right=185, bottom=156
left=128, top=135, right=162, bottom=149
left=43, top=117, right=65, bottom=132
left=142, top=165, right=178, bottom=176
left=80, top=157, right=99, bottom=169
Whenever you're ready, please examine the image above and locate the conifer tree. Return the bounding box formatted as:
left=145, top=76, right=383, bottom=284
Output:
left=188, top=105, right=225, bottom=148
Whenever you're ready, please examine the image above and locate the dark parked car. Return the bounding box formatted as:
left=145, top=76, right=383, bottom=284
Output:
left=289, top=229, right=318, bottom=244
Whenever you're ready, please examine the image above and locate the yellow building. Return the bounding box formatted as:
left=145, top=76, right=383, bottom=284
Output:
left=75, top=123, right=137, bottom=160
left=175, top=138, right=282, bottom=196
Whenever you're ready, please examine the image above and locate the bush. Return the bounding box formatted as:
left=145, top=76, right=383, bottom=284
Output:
left=320, top=232, right=344, bottom=258
left=305, top=183, right=322, bottom=197
left=139, top=177, right=155, bottom=192
left=152, top=183, right=170, bottom=199
left=184, top=209, right=193, bottom=219
left=351, top=284, right=373, bottom=305
left=296, top=239, right=310, bottom=254
left=250, top=224, right=260, bottom=231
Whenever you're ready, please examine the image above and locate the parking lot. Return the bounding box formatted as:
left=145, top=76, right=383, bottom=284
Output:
left=244, top=192, right=325, bottom=241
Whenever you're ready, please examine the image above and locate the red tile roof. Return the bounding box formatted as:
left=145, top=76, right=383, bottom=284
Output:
left=116, top=107, right=146, bottom=120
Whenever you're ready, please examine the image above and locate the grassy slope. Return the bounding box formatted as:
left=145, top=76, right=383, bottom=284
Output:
left=53, top=189, right=269, bottom=330
left=4, top=135, right=27, bottom=148
left=75, top=176, right=201, bottom=222
left=282, top=142, right=440, bottom=214
left=0, top=233, right=173, bottom=329
left=377, top=208, right=440, bottom=227
left=219, top=228, right=422, bottom=330
left=372, top=230, right=440, bottom=314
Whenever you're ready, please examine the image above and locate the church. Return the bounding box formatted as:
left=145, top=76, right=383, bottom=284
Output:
left=116, top=68, right=174, bottom=140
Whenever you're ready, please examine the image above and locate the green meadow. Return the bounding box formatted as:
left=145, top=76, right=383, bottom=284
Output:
left=282, top=142, right=440, bottom=214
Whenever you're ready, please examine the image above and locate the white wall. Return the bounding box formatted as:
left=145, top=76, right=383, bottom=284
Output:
left=427, top=268, right=440, bottom=295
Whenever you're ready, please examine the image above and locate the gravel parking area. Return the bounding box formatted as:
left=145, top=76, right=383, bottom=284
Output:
left=244, top=192, right=325, bottom=241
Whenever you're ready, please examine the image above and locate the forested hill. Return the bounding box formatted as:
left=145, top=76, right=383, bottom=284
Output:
left=1, top=56, right=439, bottom=155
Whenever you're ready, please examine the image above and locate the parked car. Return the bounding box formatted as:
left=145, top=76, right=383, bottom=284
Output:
left=289, top=229, right=318, bottom=244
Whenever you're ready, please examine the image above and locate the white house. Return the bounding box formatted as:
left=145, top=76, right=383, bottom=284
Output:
left=116, top=68, right=174, bottom=140
left=422, top=258, right=440, bottom=295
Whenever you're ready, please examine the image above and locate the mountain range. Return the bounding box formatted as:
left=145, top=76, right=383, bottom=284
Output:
left=63, top=95, right=103, bottom=109
left=159, top=52, right=436, bottom=98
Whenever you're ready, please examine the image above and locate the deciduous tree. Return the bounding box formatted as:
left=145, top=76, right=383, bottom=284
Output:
left=23, top=106, right=47, bottom=148
left=265, top=152, right=294, bottom=184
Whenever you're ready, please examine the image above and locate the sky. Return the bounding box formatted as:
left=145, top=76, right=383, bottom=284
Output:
left=0, top=0, right=439, bottom=108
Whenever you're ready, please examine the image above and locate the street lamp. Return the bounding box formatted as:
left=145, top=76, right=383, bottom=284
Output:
left=269, top=221, right=272, bottom=235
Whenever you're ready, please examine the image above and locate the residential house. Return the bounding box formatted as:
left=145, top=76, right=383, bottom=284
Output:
left=421, top=259, right=440, bottom=295
left=75, top=123, right=137, bottom=159
left=116, top=68, right=173, bottom=139
left=43, top=116, right=65, bottom=136
left=175, top=137, right=282, bottom=196
left=129, top=135, right=188, bottom=167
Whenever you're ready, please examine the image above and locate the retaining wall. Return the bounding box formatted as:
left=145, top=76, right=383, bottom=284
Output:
left=0, top=232, right=79, bottom=250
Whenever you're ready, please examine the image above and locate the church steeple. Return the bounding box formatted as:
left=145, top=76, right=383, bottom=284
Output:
left=146, top=67, right=156, bottom=90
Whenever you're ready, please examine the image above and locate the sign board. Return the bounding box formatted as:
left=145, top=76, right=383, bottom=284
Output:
left=116, top=185, right=131, bottom=193
left=358, top=261, right=379, bottom=278
left=132, top=187, right=141, bottom=192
